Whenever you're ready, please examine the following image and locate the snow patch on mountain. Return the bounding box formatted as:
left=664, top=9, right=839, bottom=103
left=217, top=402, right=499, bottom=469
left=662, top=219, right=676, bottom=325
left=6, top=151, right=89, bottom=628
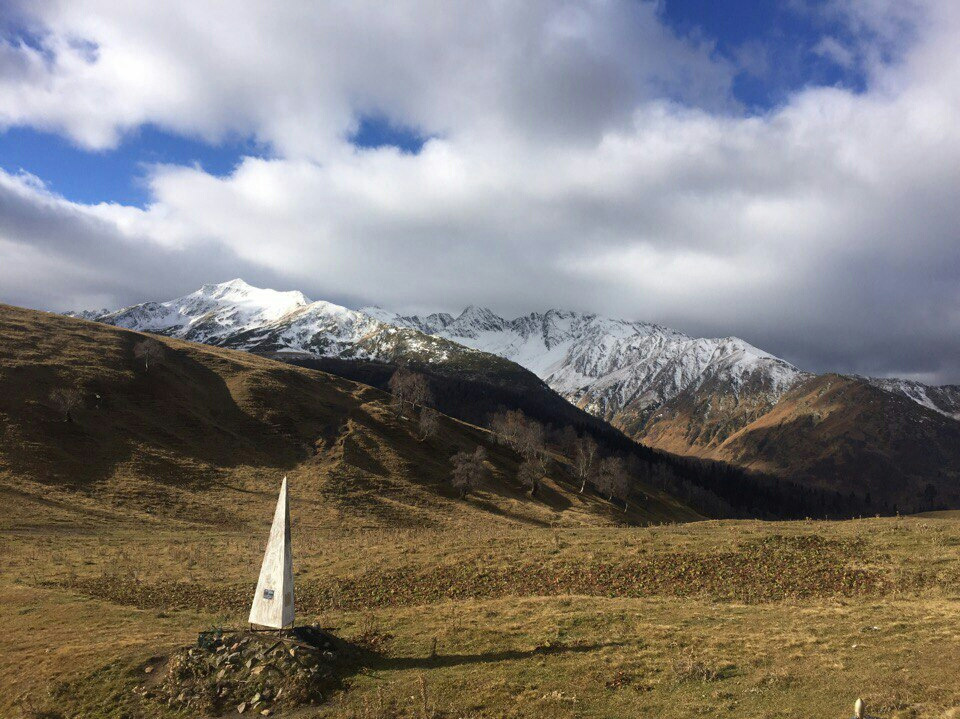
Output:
left=869, top=378, right=960, bottom=420
left=71, top=280, right=958, bottom=425
left=384, top=306, right=808, bottom=418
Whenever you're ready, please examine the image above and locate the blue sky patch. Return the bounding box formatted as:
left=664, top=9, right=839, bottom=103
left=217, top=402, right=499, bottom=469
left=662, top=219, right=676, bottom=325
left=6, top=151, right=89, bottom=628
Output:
left=349, top=115, right=429, bottom=154
left=0, top=4, right=899, bottom=207
left=659, top=0, right=875, bottom=110
left=0, top=125, right=264, bottom=206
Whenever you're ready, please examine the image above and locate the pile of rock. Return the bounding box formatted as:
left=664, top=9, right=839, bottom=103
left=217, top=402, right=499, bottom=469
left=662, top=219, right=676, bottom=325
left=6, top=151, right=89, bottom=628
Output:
left=148, top=626, right=346, bottom=715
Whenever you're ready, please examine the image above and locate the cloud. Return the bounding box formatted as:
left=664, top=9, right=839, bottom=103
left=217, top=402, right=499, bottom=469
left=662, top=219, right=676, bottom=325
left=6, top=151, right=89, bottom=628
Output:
left=0, top=169, right=295, bottom=312
left=0, top=0, right=733, bottom=155
left=811, top=36, right=856, bottom=69
left=0, top=1, right=959, bottom=383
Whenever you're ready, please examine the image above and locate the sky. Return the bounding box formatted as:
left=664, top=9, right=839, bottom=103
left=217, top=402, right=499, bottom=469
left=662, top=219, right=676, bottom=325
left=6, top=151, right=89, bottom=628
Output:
left=0, top=0, right=958, bottom=384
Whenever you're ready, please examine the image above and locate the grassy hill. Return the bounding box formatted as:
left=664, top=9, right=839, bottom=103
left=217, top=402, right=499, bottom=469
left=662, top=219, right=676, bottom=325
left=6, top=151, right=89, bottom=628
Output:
left=638, top=373, right=960, bottom=513
left=3, top=307, right=960, bottom=717
left=0, top=303, right=698, bottom=530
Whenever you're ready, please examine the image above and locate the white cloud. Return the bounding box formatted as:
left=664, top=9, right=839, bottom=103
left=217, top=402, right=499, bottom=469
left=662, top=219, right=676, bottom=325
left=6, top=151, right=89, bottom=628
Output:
left=1, top=0, right=960, bottom=382
left=812, top=37, right=856, bottom=69
left=0, top=0, right=733, bottom=155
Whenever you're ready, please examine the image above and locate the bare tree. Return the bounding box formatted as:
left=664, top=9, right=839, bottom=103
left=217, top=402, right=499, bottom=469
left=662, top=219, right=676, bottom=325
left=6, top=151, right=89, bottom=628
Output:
left=571, top=434, right=599, bottom=493
left=518, top=455, right=548, bottom=497
left=597, top=456, right=631, bottom=511
left=490, top=409, right=546, bottom=457
left=488, top=409, right=529, bottom=450
left=388, top=366, right=433, bottom=417
left=489, top=409, right=550, bottom=495
left=49, top=387, right=83, bottom=422
left=134, top=338, right=164, bottom=372
left=418, top=406, right=440, bottom=441
left=516, top=419, right=546, bottom=460
left=450, top=446, right=488, bottom=498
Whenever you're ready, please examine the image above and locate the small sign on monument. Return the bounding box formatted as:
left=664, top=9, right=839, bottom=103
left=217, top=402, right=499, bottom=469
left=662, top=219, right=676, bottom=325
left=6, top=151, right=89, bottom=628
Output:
left=249, top=476, right=294, bottom=629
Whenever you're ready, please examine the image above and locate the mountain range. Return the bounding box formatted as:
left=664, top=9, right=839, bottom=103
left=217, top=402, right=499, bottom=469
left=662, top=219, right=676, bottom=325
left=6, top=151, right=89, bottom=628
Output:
left=72, top=279, right=960, bottom=510
left=2, top=302, right=701, bottom=529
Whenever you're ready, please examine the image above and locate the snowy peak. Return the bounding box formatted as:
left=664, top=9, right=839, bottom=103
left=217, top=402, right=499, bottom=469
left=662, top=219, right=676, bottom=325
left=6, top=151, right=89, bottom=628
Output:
left=199, top=278, right=255, bottom=295
left=357, top=306, right=403, bottom=325
left=74, top=282, right=487, bottom=367
left=447, top=305, right=507, bottom=336
left=391, top=305, right=806, bottom=418
left=192, top=279, right=310, bottom=319
left=869, top=377, right=960, bottom=420
left=91, top=279, right=327, bottom=349
left=71, top=281, right=957, bottom=430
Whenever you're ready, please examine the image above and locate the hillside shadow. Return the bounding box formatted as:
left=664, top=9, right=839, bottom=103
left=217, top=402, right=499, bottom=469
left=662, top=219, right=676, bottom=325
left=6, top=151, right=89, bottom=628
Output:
left=341, top=431, right=391, bottom=478
left=368, top=641, right=621, bottom=672
left=5, top=334, right=311, bottom=489
left=467, top=496, right=554, bottom=527
left=531, top=479, right=573, bottom=512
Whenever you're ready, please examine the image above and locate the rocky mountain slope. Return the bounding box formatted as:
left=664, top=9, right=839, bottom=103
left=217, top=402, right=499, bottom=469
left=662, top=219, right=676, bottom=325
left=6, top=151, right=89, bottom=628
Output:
left=868, top=377, right=960, bottom=420
left=377, top=303, right=960, bottom=509
left=73, top=280, right=960, bottom=510
left=370, top=305, right=809, bottom=443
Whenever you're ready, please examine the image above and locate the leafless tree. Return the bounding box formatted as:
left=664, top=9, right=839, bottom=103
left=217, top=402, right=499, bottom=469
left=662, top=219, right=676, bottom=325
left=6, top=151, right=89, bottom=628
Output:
left=489, top=409, right=545, bottom=457
left=450, top=446, right=488, bottom=498
left=489, top=409, right=551, bottom=495
left=597, top=456, right=631, bottom=511
left=571, top=434, right=599, bottom=493
left=517, top=420, right=546, bottom=459
left=418, top=406, right=440, bottom=441
left=134, top=338, right=164, bottom=372
left=518, top=455, right=548, bottom=497
left=388, top=366, right=433, bottom=417
left=49, top=386, right=83, bottom=422
left=488, top=409, right=528, bottom=449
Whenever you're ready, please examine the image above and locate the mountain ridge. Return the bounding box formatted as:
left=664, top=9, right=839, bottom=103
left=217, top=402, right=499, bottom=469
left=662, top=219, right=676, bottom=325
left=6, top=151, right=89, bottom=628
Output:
left=69, top=279, right=960, bottom=423
left=5, top=301, right=703, bottom=528
left=69, top=279, right=960, bottom=510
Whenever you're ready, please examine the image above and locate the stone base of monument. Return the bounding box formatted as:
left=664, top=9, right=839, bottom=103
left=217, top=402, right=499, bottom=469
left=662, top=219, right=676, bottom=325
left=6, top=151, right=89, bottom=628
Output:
left=140, top=625, right=354, bottom=715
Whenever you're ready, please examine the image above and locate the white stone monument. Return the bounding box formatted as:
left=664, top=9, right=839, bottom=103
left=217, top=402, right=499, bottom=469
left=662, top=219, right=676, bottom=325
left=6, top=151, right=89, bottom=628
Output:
left=249, top=476, right=295, bottom=629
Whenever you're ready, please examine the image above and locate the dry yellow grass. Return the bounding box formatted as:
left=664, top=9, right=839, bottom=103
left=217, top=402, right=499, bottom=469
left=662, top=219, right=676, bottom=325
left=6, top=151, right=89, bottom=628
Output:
left=4, top=488, right=960, bottom=718
left=0, top=303, right=698, bottom=530
left=3, top=305, right=960, bottom=717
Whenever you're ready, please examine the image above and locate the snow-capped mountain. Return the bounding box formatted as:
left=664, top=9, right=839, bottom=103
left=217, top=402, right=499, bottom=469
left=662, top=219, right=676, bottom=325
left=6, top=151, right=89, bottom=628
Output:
left=67, top=279, right=960, bottom=511
left=91, top=279, right=310, bottom=345
left=77, top=279, right=480, bottom=364
left=367, top=305, right=809, bottom=436
left=75, top=280, right=959, bottom=445
left=868, top=378, right=960, bottom=420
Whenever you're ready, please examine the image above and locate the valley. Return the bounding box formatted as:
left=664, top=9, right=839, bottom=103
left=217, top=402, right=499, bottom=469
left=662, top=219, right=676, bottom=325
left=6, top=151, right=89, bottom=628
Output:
left=2, top=302, right=960, bottom=718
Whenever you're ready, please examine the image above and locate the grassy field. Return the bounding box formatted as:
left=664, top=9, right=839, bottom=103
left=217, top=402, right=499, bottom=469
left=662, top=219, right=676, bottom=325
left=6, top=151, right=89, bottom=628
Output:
left=3, top=305, right=960, bottom=717
left=4, top=481, right=960, bottom=719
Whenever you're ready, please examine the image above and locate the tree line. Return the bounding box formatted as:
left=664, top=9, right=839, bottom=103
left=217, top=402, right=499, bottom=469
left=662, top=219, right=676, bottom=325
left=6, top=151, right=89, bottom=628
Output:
left=386, top=365, right=645, bottom=512
left=381, top=364, right=915, bottom=520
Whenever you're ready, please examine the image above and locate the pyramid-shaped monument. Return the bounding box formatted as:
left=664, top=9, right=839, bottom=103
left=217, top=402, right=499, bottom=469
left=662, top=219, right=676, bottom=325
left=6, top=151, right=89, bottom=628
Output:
left=249, top=477, right=295, bottom=629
